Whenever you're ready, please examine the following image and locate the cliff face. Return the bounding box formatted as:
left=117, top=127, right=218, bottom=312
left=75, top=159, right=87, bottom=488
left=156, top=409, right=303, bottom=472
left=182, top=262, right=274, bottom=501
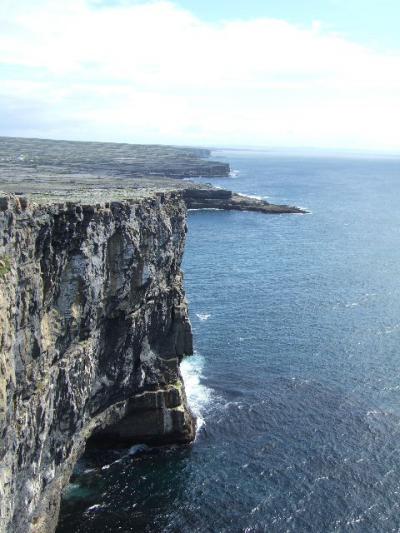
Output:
left=0, top=193, right=195, bottom=533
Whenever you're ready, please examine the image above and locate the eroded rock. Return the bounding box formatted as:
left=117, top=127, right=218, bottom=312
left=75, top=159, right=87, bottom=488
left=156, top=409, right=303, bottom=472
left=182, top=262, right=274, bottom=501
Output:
left=0, top=192, right=195, bottom=533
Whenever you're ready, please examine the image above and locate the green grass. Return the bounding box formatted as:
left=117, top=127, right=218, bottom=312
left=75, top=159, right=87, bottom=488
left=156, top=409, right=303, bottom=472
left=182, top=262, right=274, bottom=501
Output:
left=0, top=255, right=11, bottom=278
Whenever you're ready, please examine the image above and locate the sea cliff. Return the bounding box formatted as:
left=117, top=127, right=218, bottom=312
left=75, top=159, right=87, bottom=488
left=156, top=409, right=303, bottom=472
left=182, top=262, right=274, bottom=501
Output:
left=0, top=192, right=194, bottom=532
left=0, top=137, right=306, bottom=533
left=0, top=137, right=230, bottom=180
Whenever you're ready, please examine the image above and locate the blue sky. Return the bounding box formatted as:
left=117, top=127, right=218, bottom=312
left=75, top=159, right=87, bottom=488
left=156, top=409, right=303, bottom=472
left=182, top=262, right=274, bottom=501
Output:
left=96, top=0, right=400, bottom=50
left=1, top=0, right=400, bottom=150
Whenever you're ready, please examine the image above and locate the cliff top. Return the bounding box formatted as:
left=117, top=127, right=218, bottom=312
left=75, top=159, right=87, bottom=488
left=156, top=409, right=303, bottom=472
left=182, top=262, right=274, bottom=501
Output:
left=0, top=136, right=227, bottom=204
left=0, top=136, right=305, bottom=213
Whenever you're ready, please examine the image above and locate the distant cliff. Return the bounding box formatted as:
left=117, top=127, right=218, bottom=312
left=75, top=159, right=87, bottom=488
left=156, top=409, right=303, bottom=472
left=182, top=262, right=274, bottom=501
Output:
left=0, top=193, right=195, bottom=533
left=0, top=137, right=230, bottom=180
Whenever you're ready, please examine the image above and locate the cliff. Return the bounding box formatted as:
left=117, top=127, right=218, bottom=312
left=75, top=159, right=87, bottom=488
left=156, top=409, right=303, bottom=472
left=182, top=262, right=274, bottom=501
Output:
left=0, top=136, right=306, bottom=215
left=0, top=192, right=195, bottom=533
left=0, top=137, right=306, bottom=533
left=0, top=137, right=230, bottom=180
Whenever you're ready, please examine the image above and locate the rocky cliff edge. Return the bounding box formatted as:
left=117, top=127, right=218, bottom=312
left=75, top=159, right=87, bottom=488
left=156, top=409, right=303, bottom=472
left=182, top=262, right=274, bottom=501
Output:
left=0, top=192, right=195, bottom=533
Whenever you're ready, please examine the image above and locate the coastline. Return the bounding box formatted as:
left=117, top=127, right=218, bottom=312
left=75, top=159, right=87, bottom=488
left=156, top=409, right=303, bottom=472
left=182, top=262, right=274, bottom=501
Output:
left=0, top=136, right=306, bottom=215
left=0, top=136, right=305, bottom=532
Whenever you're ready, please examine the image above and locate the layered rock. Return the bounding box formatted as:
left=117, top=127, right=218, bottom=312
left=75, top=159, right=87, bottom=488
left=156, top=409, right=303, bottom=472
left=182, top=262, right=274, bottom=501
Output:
left=0, top=192, right=195, bottom=533
left=183, top=187, right=306, bottom=214
left=0, top=137, right=306, bottom=533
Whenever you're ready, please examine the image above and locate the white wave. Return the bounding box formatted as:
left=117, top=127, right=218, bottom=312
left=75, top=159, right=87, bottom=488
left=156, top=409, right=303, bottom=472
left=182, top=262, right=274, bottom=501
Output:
left=87, top=504, right=105, bottom=512
left=295, top=206, right=312, bottom=214
left=128, top=443, right=149, bottom=456
left=181, top=354, right=212, bottom=432
left=196, top=313, right=210, bottom=321
left=65, top=482, right=80, bottom=492
left=236, top=192, right=263, bottom=200
left=229, top=169, right=240, bottom=177
left=384, top=323, right=400, bottom=335
left=346, top=517, right=363, bottom=526
left=188, top=208, right=223, bottom=211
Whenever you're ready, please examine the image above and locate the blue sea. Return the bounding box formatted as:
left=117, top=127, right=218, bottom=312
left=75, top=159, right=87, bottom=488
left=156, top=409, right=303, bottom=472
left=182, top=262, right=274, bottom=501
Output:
left=57, top=150, right=400, bottom=532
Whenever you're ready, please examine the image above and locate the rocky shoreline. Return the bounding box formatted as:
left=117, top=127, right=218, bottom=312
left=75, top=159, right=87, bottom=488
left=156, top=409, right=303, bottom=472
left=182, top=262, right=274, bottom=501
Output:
left=183, top=186, right=305, bottom=214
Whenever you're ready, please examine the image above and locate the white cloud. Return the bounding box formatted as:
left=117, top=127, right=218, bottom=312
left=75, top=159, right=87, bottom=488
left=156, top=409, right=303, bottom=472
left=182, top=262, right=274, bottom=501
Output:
left=1, top=0, right=400, bottom=149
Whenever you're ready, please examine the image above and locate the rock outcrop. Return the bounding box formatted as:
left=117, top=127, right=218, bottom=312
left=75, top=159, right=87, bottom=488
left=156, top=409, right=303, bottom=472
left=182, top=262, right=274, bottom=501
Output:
left=183, top=187, right=306, bottom=214
left=0, top=192, right=195, bottom=533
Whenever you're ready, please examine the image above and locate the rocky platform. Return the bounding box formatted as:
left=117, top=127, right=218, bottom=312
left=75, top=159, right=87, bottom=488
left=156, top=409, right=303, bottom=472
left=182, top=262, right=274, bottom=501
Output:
left=183, top=187, right=305, bottom=214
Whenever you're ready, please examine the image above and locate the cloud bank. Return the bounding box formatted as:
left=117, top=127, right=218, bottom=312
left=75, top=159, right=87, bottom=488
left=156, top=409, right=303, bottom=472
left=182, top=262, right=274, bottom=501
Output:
left=1, top=0, right=400, bottom=149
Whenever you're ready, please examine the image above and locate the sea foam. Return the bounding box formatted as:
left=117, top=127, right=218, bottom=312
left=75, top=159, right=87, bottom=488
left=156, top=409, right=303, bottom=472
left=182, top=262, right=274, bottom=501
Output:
left=181, top=353, right=211, bottom=432
left=196, top=313, right=210, bottom=321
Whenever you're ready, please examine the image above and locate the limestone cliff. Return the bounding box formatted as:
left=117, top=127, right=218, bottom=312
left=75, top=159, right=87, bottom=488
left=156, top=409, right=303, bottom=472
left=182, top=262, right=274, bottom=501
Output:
left=0, top=192, right=195, bottom=533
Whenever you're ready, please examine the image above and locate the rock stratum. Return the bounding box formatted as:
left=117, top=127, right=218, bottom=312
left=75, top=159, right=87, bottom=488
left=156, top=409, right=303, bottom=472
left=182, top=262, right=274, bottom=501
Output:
left=0, top=193, right=194, bottom=533
left=183, top=187, right=305, bottom=214
left=0, top=136, right=305, bottom=533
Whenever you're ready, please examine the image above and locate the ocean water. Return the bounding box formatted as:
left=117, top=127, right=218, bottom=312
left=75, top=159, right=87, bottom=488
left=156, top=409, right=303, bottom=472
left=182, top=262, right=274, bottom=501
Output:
left=57, top=151, right=400, bottom=532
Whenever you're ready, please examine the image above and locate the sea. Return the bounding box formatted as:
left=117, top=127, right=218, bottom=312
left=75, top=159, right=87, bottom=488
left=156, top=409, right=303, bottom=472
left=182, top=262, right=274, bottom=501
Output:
left=57, top=150, right=400, bottom=532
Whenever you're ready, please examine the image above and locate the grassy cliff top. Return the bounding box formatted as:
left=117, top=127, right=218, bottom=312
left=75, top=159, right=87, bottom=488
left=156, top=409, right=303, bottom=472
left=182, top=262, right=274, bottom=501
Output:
left=0, top=137, right=229, bottom=196
left=0, top=136, right=305, bottom=213
left=0, top=136, right=226, bottom=204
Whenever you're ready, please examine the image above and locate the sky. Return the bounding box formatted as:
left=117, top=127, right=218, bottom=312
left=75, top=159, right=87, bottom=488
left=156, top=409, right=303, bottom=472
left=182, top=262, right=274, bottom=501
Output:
left=1, top=0, right=400, bottom=150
